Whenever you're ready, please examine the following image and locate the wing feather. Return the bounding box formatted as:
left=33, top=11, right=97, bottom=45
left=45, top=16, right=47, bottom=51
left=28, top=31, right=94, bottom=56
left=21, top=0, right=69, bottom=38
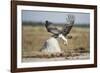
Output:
left=61, top=15, right=75, bottom=36
left=62, top=24, right=73, bottom=36
left=45, top=20, right=61, bottom=35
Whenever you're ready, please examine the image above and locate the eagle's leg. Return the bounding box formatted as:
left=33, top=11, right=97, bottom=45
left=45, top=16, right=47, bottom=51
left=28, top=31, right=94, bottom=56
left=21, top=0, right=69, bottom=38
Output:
left=58, top=34, right=68, bottom=45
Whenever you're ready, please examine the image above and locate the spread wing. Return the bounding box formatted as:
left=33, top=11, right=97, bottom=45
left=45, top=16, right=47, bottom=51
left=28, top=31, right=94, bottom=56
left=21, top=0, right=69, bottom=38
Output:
left=45, top=20, right=61, bottom=35
left=61, top=15, right=75, bottom=36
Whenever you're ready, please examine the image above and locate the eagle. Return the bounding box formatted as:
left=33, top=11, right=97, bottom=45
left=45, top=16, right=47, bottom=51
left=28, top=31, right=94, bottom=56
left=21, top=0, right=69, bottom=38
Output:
left=45, top=15, right=75, bottom=45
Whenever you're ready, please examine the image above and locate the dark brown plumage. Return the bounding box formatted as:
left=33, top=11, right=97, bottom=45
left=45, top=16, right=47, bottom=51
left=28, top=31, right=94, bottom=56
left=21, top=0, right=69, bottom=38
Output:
left=45, top=15, right=75, bottom=38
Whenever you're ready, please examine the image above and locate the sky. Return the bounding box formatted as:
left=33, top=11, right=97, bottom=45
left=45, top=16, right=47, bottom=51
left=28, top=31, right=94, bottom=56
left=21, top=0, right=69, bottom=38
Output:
left=22, top=10, right=90, bottom=24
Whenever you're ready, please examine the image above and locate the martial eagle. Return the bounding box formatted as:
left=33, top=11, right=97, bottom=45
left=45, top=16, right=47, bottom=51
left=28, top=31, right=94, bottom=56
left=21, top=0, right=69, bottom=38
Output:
left=45, top=15, right=75, bottom=45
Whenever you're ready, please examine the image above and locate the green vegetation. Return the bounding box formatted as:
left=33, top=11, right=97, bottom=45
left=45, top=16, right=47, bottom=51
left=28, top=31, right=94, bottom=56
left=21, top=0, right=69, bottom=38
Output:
left=22, top=21, right=89, bottom=27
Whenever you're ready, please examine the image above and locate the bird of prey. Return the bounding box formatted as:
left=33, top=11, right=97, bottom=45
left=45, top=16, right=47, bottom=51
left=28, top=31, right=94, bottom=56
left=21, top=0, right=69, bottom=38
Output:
left=45, top=15, right=75, bottom=45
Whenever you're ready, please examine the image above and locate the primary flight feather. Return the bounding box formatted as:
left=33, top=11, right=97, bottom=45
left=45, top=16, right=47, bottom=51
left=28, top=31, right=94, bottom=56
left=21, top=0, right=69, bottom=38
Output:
left=45, top=14, right=75, bottom=38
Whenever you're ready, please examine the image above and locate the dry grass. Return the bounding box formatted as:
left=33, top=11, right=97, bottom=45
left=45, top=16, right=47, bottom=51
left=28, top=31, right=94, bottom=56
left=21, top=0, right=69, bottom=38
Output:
left=22, top=25, right=90, bottom=59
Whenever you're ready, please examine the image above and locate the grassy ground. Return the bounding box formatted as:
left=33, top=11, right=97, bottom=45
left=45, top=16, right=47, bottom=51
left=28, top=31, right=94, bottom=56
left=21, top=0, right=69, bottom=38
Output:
left=22, top=25, right=90, bottom=60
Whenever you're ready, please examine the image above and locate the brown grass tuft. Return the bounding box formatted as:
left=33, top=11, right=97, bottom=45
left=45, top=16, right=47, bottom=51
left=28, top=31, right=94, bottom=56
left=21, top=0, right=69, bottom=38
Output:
left=22, top=26, right=90, bottom=59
